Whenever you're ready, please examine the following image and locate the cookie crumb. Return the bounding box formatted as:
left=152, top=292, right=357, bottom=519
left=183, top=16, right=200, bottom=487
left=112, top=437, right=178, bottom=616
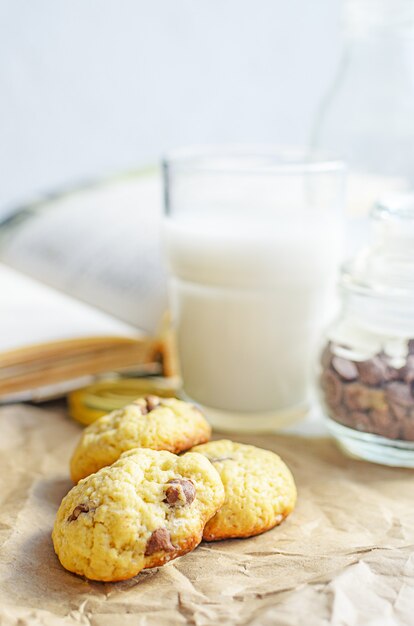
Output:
left=145, top=395, right=161, bottom=412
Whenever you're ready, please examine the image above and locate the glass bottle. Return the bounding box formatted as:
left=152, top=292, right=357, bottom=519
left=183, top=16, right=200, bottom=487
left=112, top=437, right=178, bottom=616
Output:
left=319, top=193, right=414, bottom=466
left=312, top=0, right=414, bottom=248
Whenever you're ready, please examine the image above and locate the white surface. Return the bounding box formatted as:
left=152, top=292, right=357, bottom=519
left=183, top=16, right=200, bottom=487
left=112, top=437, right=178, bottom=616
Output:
left=0, top=0, right=341, bottom=212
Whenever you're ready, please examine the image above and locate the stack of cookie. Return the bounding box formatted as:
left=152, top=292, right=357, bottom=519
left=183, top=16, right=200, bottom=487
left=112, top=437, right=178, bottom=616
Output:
left=53, top=396, right=296, bottom=582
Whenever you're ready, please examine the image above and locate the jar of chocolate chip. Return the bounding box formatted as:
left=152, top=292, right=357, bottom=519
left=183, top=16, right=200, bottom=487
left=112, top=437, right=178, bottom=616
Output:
left=319, top=193, right=414, bottom=466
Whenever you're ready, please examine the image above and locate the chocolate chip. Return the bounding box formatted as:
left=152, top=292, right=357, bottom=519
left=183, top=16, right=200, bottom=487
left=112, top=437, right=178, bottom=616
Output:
left=349, top=411, right=373, bottom=433
left=343, top=383, right=371, bottom=411
left=67, top=503, right=90, bottom=522
left=369, top=408, right=401, bottom=439
left=321, top=369, right=343, bottom=409
left=331, top=357, right=358, bottom=382
left=375, top=351, right=404, bottom=382
left=132, top=398, right=148, bottom=414
left=356, top=357, right=388, bottom=386
left=388, top=401, right=408, bottom=421
left=145, top=528, right=175, bottom=556
left=329, top=404, right=352, bottom=427
left=385, top=382, right=414, bottom=408
left=384, top=366, right=405, bottom=383
left=145, top=395, right=161, bottom=412
left=320, top=343, right=333, bottom=369
left=164, top=479, right=196, bottom=506
left=400, top=419, right=414, bottom=440
left=132, top=395, right=161, bottom=415
left=404, top=355, right=414, bottom=383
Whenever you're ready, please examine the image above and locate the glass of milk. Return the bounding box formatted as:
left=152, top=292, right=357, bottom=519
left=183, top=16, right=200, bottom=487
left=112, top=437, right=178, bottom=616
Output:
left=163, top=146, right=346, bottom=432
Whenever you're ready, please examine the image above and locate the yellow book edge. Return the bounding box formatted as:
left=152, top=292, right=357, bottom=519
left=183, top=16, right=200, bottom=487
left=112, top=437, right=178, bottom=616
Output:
left=0, top=335, right=168, bottom=400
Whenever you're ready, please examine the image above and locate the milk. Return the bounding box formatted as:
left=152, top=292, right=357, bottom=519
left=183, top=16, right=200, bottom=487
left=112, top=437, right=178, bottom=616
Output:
left=164, top=214, right=341, bottom=431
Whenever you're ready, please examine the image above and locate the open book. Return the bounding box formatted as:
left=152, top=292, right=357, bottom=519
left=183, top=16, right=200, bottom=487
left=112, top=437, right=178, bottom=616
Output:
left=0, top=169, right=171, bottom=402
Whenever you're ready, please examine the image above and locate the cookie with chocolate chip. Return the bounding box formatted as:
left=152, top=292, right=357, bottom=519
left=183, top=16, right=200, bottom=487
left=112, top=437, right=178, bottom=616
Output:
left=53, top=447, right=225, bottom=581
left=70, top=396, right=211, bottom=483
left=190, top=440, right=296, bottom=541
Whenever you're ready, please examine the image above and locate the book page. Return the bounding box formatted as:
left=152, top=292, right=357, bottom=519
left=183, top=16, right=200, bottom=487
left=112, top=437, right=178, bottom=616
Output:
left=0, top=170, right=168, bottom=335
left=0, top=264, right=141, bottom=353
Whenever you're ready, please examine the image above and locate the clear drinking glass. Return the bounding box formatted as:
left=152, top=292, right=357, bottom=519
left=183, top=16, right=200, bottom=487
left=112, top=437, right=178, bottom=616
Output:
left=162, top=146, right=346, bottom=432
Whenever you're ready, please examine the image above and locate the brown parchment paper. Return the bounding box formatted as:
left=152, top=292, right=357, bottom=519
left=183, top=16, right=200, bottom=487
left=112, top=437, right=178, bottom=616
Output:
left=1, top=404, right=414, bottom=626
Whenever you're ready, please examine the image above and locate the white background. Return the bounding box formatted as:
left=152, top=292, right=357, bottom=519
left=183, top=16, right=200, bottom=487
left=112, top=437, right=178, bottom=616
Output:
left=0, top=0, right=342, bottom=212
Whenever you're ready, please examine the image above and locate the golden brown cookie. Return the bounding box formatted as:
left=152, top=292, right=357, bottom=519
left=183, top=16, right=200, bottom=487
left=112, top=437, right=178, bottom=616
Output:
left=53, top=447, right=225, bottom=581
left=70, top=396, right=211, bottom=482
left=190, top=440, right=296, bottom=541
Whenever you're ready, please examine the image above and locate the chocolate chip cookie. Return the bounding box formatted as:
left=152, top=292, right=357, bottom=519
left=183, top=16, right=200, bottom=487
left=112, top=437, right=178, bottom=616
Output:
left=53, top=447, right=225, bottom=581
left=190, top=440, right=296, bottom=541
left=70, top=396, right=211, bottom=483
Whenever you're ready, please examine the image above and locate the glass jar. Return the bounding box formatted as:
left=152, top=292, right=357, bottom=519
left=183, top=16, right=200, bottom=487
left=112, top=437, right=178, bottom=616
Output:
left=319, top=193, right=414, bottom=466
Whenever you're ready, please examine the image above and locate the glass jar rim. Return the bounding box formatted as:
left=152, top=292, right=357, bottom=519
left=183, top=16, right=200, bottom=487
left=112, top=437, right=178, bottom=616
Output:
left=163, top=144, right=346, bottom=176
left=340, top=261, right=414, bottom=304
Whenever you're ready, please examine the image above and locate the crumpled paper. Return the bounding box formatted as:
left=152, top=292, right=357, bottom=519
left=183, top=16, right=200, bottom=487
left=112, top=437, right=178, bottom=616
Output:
left=0, top=404, right=413, bottom=626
